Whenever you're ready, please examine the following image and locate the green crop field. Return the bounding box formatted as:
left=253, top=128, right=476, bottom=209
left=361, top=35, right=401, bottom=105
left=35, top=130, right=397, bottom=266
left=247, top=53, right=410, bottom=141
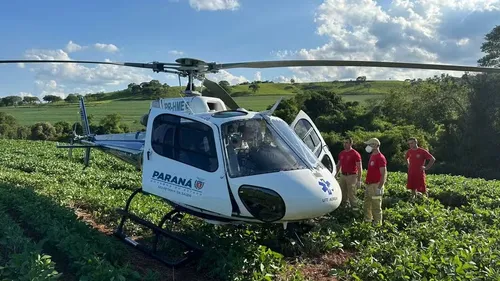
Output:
left=0, top=80, right=394, bottom=131
left=1, top=139, right=500, bottom=280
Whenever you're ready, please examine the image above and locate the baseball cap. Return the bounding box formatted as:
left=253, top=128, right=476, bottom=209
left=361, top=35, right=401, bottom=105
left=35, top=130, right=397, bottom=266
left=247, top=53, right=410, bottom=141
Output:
left=364, top=138, right=381, bottom=146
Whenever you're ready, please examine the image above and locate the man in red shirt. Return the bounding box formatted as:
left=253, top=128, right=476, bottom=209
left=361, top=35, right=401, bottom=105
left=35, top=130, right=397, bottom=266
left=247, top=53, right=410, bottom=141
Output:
left=363, top=138, right=387, bottom=226
left=406, top=137, right=435, bottom=198
left=335, top=137, right=362, bottom=210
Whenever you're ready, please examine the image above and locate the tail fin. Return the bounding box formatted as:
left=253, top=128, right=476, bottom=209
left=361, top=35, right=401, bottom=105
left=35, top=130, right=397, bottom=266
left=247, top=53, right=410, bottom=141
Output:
left=79, top=97, right=91, bottom=136
left=78, top=97, right=92, bottom=168
left=56, top=96, right=94, bottom=169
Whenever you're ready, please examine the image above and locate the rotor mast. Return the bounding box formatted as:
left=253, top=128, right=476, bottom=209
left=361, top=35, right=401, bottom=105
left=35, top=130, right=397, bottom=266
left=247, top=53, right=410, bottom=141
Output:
left=183, top=70, right=201, bottom=96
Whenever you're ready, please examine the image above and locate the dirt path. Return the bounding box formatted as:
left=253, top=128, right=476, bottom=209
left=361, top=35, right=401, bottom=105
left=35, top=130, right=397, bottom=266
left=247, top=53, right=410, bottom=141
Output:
left=295, top=251, right=354, bottom=281
left=74, top=208, right=355, bottom=281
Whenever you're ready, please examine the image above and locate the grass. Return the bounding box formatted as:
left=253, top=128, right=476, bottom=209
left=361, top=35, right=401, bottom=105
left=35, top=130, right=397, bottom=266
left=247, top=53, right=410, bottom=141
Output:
left=2, top=100, right=152, bottom=130
left=1, top=138, right=500, bottom=280
left=1, top=80, right=401, bottom=131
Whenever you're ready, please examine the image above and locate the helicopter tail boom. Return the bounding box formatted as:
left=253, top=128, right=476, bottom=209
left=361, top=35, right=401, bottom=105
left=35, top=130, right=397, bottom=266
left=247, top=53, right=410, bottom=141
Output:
left=57, top=136, right=145, bottom=170
left=57, top=96, right=146, bottom=169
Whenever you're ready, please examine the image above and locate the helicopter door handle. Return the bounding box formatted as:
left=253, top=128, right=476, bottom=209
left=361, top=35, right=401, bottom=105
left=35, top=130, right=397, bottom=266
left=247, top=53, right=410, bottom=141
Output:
left=147, top=150, right=151, bottom=160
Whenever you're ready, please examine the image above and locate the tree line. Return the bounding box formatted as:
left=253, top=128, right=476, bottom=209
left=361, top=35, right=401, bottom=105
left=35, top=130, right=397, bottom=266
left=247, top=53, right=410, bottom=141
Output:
left=0, top=80, right=179, bottom=107
left=0, top=93, right=89, bottom=106
left=0, top=112, right=130, bottom=143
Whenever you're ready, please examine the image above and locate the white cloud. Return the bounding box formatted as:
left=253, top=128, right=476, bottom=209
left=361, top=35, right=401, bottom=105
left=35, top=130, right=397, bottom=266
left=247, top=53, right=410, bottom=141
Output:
left=205, top=69, right=248, bottom=85
left=17, top=44, right=153, bottom=99
left=66, top=41, right=84, bottom=53
left=457, top=38, right=470, bottom=45
left=18, top=92, right=33, bottom=98
left=35, top=80, right=58, bottom=90
left=254, top=71, right=262, bottom=81
left=168, top=50, right=184, bottom=55
left=62, top=40, right=116, bottom=53
left=34, top=79, right=67, bottom=99
left=165, top=73, right=177, bottom=80
left=189, top=0, right=240, bottom=11
left=275, top=0, right=500, bottom=81
left=272, top=75, right=302, bottom=83
left=94, top=43, right=119, bottom=53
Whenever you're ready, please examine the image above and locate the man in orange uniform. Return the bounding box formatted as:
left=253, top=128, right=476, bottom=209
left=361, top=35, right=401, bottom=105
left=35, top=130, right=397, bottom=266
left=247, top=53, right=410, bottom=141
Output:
left=363, top=138, right=387, bottom=226
left=406, top=137, right=435, bottom=198
left=335, top=137, right=362, bottom=210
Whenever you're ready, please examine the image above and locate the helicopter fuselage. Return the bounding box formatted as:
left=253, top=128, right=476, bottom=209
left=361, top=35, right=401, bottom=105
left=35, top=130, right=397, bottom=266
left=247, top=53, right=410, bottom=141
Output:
left=153, top=104, right=339, bottom=223
left=77, top=96, right=342, bottom=225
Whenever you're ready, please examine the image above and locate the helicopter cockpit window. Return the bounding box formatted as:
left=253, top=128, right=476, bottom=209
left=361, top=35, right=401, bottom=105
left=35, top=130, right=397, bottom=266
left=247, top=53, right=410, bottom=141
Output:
left=293, top=119, right=323, bottom=157
left=151, top=114, right=218, bottom=172
left=221, top=117, right=308, bottom=178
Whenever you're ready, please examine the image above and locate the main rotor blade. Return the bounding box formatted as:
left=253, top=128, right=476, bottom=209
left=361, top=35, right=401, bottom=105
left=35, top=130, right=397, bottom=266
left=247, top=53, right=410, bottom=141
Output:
left=213, top=60, right=500, bottom=73
left=202, top=79, right=240, bottom=110
left=0, top=59, right=181, bottom=71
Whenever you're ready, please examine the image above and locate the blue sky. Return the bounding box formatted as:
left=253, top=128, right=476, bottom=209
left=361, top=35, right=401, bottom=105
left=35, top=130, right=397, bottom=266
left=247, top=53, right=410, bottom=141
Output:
left=0, top=0, right=499, bottom=99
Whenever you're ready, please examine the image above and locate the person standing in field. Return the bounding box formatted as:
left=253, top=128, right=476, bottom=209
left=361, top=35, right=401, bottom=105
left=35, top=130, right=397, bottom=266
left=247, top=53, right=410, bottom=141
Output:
left=363, top=138, right=387, bottom=226
left=335, top=137, right=362, bottom=210
left=405, top=137, right=435, bottom=199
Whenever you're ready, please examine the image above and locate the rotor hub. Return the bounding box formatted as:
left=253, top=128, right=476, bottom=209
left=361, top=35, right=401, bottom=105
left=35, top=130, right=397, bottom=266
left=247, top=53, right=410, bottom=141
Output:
left=175, top=57, right=207, bottom=66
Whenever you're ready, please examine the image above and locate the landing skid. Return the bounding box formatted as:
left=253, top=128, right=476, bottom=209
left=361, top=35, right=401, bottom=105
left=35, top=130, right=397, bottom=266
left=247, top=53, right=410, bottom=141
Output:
left=258, top=221, right=315, bottom=257
left=283, top=221, right=315, bottom=247
left=114, top=188, right=203, bottom=268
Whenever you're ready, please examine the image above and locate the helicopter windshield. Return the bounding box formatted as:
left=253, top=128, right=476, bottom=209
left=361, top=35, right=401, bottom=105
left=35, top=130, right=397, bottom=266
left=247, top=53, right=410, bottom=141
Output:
left=221, top=117, right=308, bottom=178
left=265, top=115, right=322, bottom=169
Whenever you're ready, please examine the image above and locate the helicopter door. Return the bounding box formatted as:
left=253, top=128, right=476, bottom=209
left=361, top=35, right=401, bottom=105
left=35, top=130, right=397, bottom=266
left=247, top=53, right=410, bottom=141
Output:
left=290, top=110, right=336, bottom=173
left=141, top=109, right=232, bottom=217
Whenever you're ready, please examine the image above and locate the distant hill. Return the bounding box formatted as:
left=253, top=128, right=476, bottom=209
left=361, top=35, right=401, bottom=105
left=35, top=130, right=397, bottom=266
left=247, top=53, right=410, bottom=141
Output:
left=88, top=79, right=406, bottom=100
left=1, top=79, right=405, bottom=105
left=229, top=79, right=405, bottom=96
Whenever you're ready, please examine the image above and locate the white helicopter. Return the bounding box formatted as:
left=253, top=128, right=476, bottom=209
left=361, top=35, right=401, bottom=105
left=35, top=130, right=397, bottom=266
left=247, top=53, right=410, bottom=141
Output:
left=2, top=57, right=500, bottom=267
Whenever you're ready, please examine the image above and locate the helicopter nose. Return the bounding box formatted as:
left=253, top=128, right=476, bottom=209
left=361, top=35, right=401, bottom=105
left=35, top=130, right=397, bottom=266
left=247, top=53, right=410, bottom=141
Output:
left=232, top=167, right=342, bottom=223
left=278, top=168, right=342, bottom=221
left=315, top=167, right=341, bottom=204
